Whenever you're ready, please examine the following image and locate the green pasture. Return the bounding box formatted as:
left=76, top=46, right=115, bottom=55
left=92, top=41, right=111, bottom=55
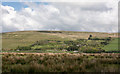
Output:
left=102, top=38, right=119, bottom=51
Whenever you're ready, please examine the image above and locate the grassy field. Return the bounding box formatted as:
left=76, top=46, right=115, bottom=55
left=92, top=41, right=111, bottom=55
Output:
left=103, top=38, right=119, bottom=51
left=2, top=53, right=120, bottom=72
left=2, top=31, right=118, bottom=50
left=2, top=31, right=69, bottom=50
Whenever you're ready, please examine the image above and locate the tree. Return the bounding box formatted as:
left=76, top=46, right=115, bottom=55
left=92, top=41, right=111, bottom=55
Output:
left=88, top=35, right=92, bottom=40
left=89, top=35, right=92, bottom=37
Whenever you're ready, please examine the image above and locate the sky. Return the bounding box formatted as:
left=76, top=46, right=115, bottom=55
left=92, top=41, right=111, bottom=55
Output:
left=0, top=0, right=119, bottom=33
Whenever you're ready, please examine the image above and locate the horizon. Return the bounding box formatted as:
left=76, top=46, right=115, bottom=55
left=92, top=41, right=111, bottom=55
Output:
left=1, top=30, right=119, bottom=34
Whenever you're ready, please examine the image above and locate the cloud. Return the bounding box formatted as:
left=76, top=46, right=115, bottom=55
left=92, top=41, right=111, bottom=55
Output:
left=1, top=1, right=118, bottom=33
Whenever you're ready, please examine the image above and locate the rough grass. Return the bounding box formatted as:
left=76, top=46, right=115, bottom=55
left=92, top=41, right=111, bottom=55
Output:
left=2, top=31, right=117, bottom=50
left=2, top=53, right=120, bottom=72
left=2, top=31, right=69, bottom=50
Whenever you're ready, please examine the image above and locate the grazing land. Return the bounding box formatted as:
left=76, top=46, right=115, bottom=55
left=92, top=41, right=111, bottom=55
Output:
left=102, top=38, right=119, bottom=51
left=1, top=31, right=120, bottom=72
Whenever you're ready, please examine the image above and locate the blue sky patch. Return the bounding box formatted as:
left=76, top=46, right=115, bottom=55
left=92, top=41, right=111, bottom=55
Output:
left=2, top=2, right=49, bottom=11
left=2, top=2, right=28, bottom=11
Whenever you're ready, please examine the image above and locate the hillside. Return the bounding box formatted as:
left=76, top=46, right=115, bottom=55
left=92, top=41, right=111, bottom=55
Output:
left=2, top=31, right=118, bottom=50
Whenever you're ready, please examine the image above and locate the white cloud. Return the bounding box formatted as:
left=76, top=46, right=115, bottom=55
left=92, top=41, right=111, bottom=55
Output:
left=1, top=1, right=118, bottom=33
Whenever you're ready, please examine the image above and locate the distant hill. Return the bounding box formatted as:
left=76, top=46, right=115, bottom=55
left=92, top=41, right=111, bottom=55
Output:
left=2, top=31, right=118, bottom=50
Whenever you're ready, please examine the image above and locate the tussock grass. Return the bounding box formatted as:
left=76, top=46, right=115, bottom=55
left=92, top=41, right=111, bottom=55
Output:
left=2, top=53, right=120, bottom=72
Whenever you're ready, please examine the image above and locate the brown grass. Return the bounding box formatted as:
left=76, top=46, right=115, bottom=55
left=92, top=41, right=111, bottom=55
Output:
left=2, top=53, right=120, bottom=72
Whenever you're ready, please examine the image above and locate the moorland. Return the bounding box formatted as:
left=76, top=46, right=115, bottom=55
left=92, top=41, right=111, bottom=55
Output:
left=1, top=31, right=120, bottom=72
